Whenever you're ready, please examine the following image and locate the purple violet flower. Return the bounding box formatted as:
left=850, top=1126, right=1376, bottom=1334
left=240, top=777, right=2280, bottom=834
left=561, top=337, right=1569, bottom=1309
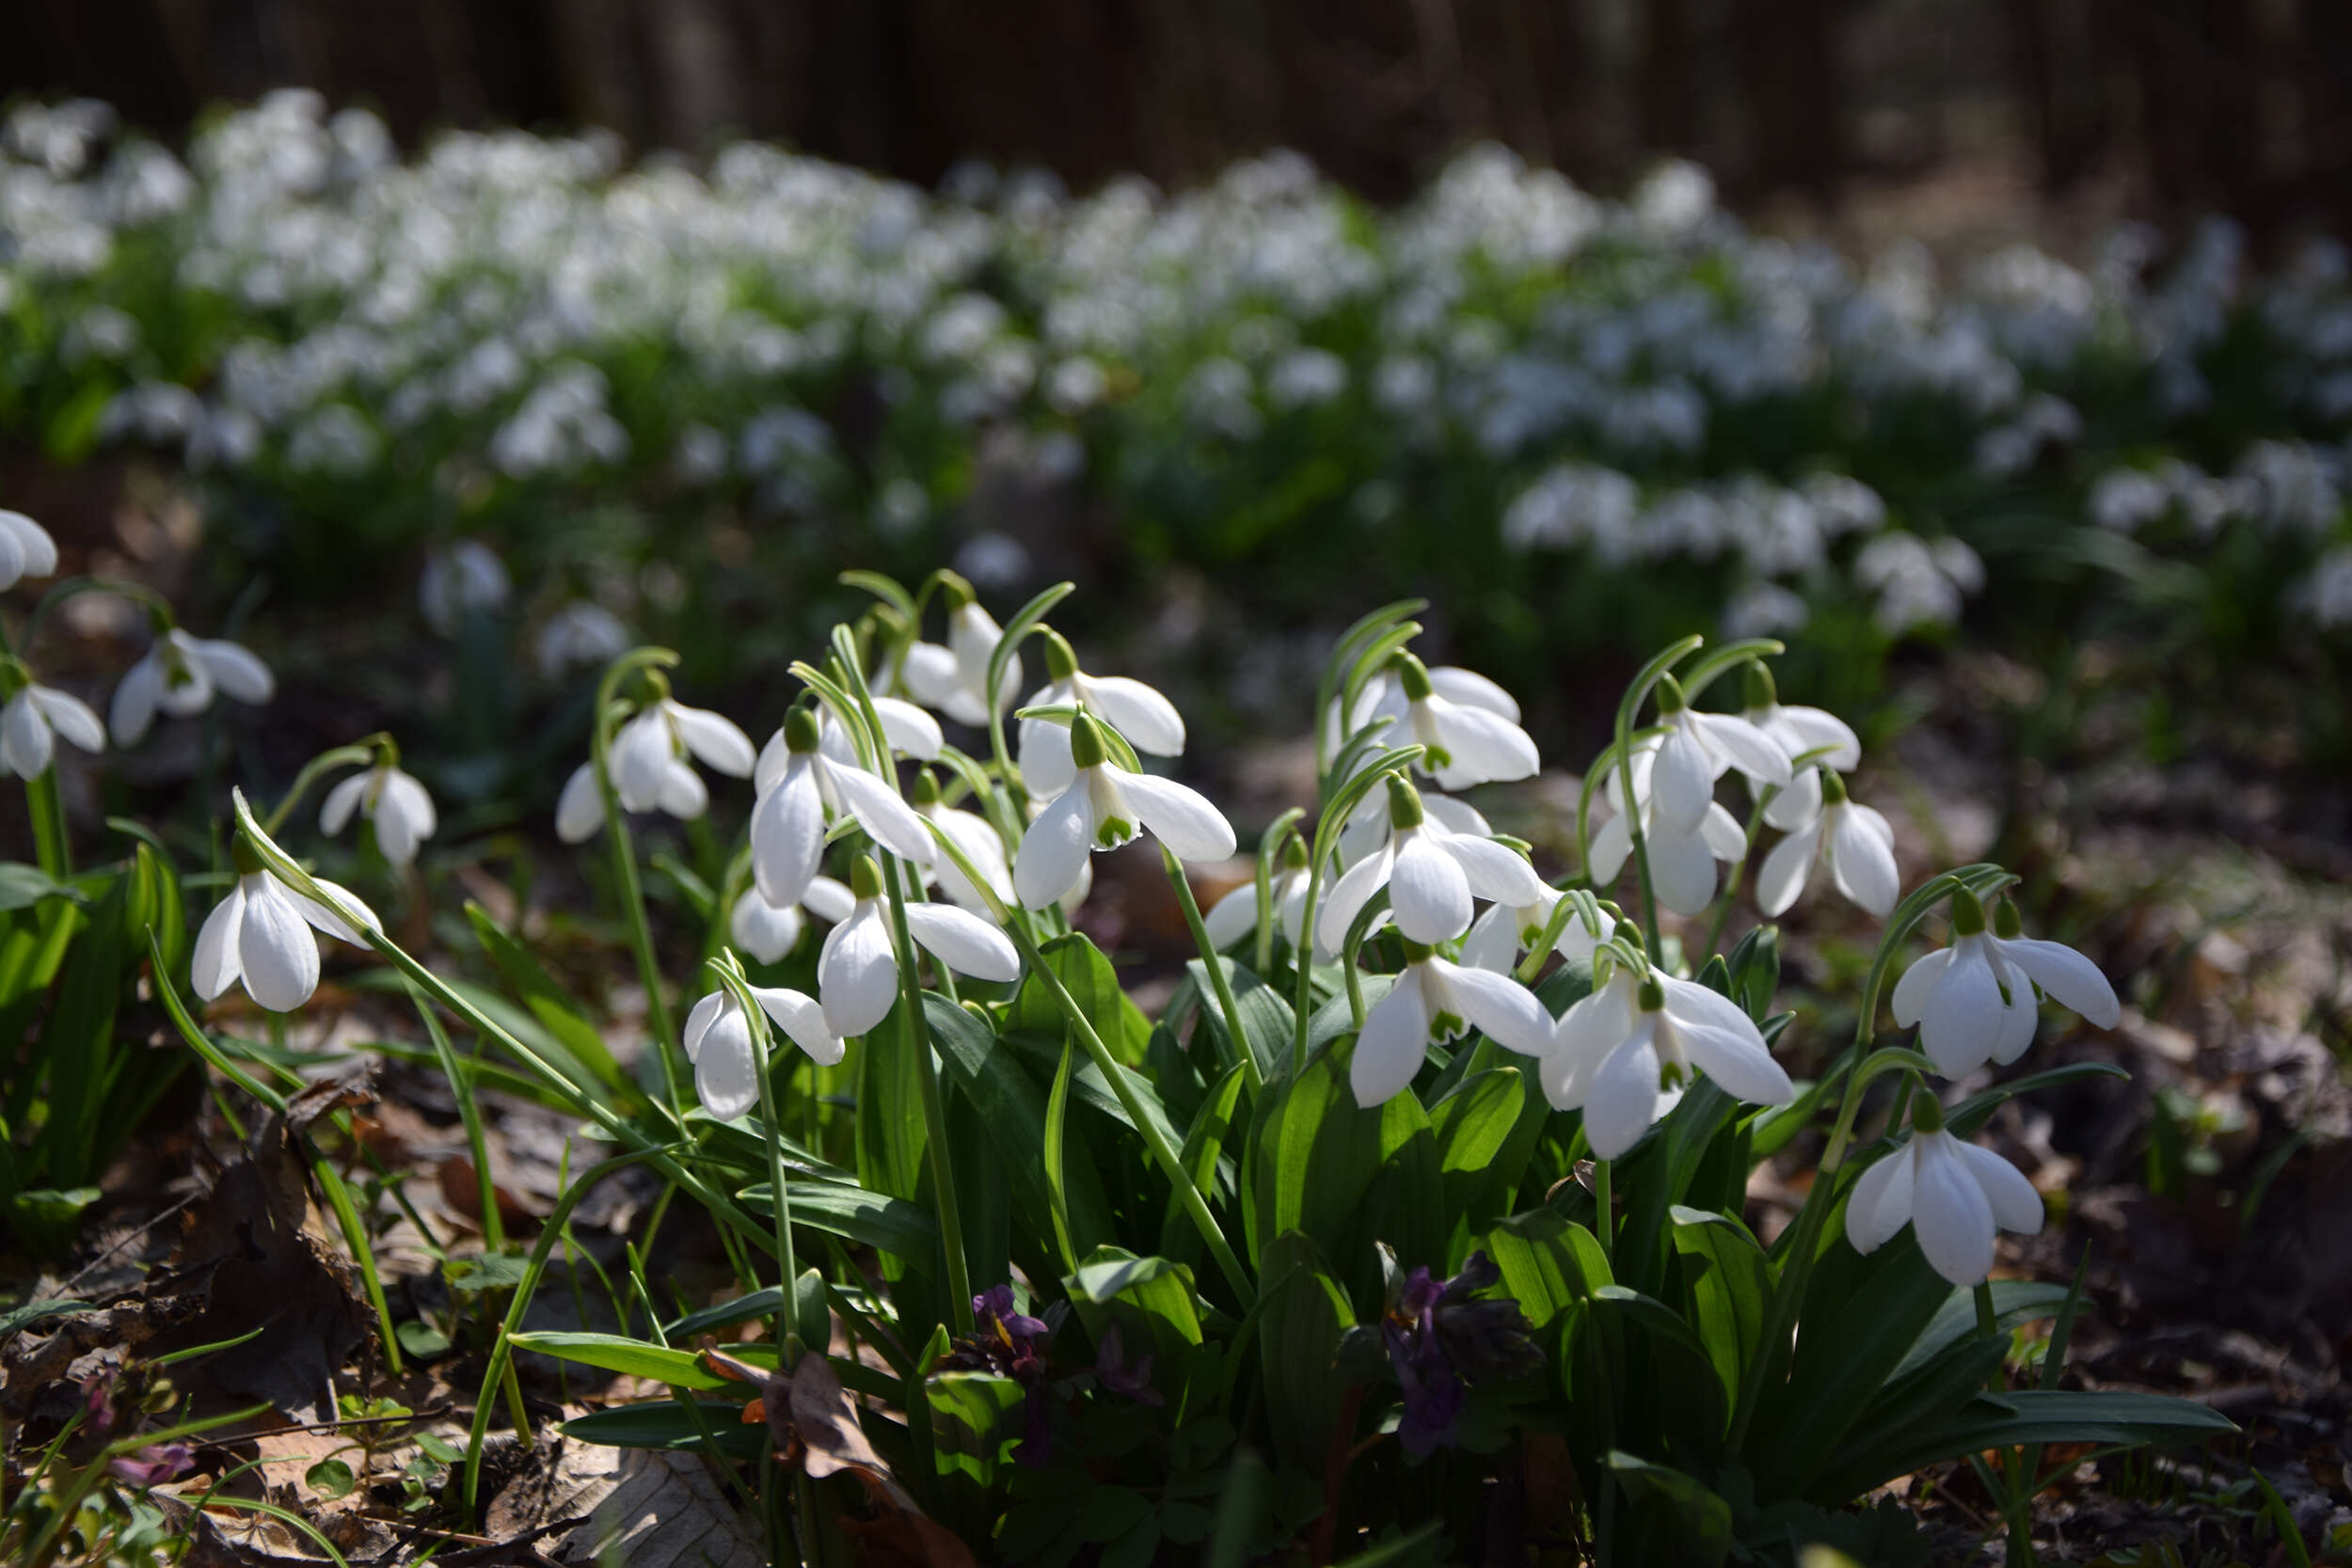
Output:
left=1380, top=1250, right=1541, bottom=1458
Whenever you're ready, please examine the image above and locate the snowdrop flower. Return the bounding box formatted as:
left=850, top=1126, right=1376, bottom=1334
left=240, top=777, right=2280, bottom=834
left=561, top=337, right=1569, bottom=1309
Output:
left=0, top=510, right=60, bottom=592
left=0, top=675, right=103, bottom=778
left=1351, top=940, right=1555, bottom=1106
left=110, top=627, right=275, bottom=746
left=1462, top=888, right=1615, bottom=977
left=681, top=982, right=842, bottom=1120
left=1892, top=890, right=2120, bottom=1077
left=319, top=746, right=436, bottom=868
left=1756, top=768, right=1899, bottom=918
left=749, top=707, right=935, bottom=909
left=819, top=856, right=1021, bottom=1037
left=1847, top=1094, right=2043, bottom=1287
left=419, top=540, right=510, bottom=634
left=910, top=769, right=1012, bottom=917
left=1544, top=967, right=1794, bottom=1156
left=1648, top=674, right=1790, bottom=836
left=1326, top=658, right=1521, bottom=763
left=194, top=838, right=380, bottom=1013
left=534, top=602, right=631, bottom=679
left=756, top=692, right=943, bottom=783
left=1384, top=655, right=1539, bottom=791
left=1201, top=835, right=1319, bottom=956
left=1014, top=714, right=1235, bottom=910
left=1334, top=778, right=1492, bottom=868
left=1317, top=774, right=1547, bottom=950
left=1587, top=743, right=1747, bottom=916
left=900, top=573, right=1021, bottom=725
left=730, top=874, right=852, bottom=965
left=556, top=693, right=755, bottom=843
left=1741, top=663, right=1860, bottom=829
left=1018, top=630, right=1185, bottom=798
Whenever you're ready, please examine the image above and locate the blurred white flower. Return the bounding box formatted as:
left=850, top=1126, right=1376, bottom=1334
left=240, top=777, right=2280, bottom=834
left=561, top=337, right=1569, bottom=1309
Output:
left=1013, top=715, right=1234, bottom=909
left=0, top=681, right=103, bottom=778
left=0, top=510, right=61, bottom=591
left=729, top=874, right=853, bottom=965
left=110, top=629, right=274, bottom=745
left=1848, top=1110, right=2043, bottom=1287
left=556, top=696, right=753, bottom=842
left=419, top=540, right=510, bottom=634
left=534, top=602, right=632, bottom=678
left=320, top=757, right=437, bottom=869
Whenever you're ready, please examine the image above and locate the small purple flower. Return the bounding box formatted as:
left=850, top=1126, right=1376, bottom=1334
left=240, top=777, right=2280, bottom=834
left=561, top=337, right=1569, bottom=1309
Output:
left=81, top=1368, right=118, bottom=1434
left=1380, top=1250, right=1541, bottom=1458
left=108, top=1443, right=194, bottom=1488
left=943, top=1284, right=1061, bottom=1467
left=1093, top=1323, right=1163, bottom=1406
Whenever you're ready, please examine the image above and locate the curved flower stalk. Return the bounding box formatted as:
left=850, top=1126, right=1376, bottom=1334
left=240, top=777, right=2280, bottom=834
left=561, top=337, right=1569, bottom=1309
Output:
left=1013, top=714, right=1234, bottom=911
left=1848, top=1092, right=2044, bottom=1286
left=1316, top=774, right=1546, bottom=949
left=1756, top=768, right=1899, bottom=918
left=1382, top=654, right=1539, bottom=791
left=109, top=626, right=275, bottom=746
left=729, top=873, right=852, bottom=964
left=819, top=855, right=1021, bottom=1037
left=0, top=509, right=59, bottom=592
left=319, top=743, right=437, bottom=868
left=195, top=834, right=381, bottom=1012
left=1462, top=888, right=1616, bottom=976
left=1893, top=889, right=2121, bottom=1076
left=1587, top=742, right=1747, bottom=916
left=0, top=675, right=103, bottom=778
left=1544, top=966, right=1794, bottom=1156
left=1648, top=673, right=1791, bottom=834
left=1202, top=834, right=1318, bottom=956
left=1351, top=940, right=1554, bottom=1106
left=681, top=980, right=842, bottom=1119
left=1743, top=662, right=1861, bottom=829
left=748, top=707, right=936, bottom=908
left=557, top=693, right=755, bottom=842
left=1334, top=779, right=1492, bottom=869
left=901, top=572, right=1021, bottom=725
left=1017, top=629, right=1184, bottom=799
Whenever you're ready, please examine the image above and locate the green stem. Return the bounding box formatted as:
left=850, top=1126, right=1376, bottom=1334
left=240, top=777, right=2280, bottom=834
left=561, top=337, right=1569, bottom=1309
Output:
left=24, top=768, right=68, bottom=878
left=304, top=1133, right=404, bottom=1376
left=1593, top=1159, right=1613, bottom=1265
left=263, top=740, right=383, bottom=837
left=722, top=963, right=803, bottom=1352
left=880, top=859, right=975, bottom=1334
left=1165, top=846, right=1263, bottom=1093
left=414, top=991, right=503, bottom=1254
left=590, top=651, right=685, bottom=1122
left=1701, top=795, right=1771, bottom=961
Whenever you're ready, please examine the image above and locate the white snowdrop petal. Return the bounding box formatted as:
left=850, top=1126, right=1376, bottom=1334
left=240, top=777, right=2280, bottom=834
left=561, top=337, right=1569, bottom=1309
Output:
left=693, top=1005, right=761, bottom=1120
left=1586, top=813, right=1633, bottom=884
left=1910, top=1134, right=1998, bottom=1286
left=1778, top=705, right=1862, bottom=769
left=829, top=763, right=937, bottom=866
left=1828, top=806, right=1899, bottom=916
left=1677, top=1016, right=1796, bottom=1105
left=755, top=987, right=845, bottom=1067
left=1018, top=714, right=1077, bottom=800
left=1890, top=947, right=1954, bottom=1027
left=31, top=688, right=104, bottom=755
left=657, top=758, right=709, bottom=820
left=1427, top=665, right=1520, bottom=721
left=192, top=639, right=275, bottom=705
left=898, top=641, right=964, bottom=714
left=1646, top=820, right=1723, bottom=916
left=294, top=878, right=381, bottom=943
left=1438, top=832, right=1547, bottom=907
left=681, top=990, right=727, bottom=1062
left=903, top=901, right=1020, bottom=982
left=1584, top=1033, right=1665, bottom=1159
left=1087, top=676, right=1186, bottom=756
left=1847, top=802, right=1897, bottom=849
left=870, top=696, right=944, bottom=762
left=319, top=771, right=370, bottom=835
left=1918, top=944, right=2005, bottom=1077
left=238, top=877, right=323, bottom=1012
left=1954, top=1140, right=2045, bottom=1235
left=1440, top=961, right=1553, bottom=1054
left=1651, top=723, right=1717, bottom=833
left=1844, top=1146, right=1913, bottom=1255
left=1756, top=818, right=1820, bottom=916
left=1459, top=905, right=1518, bottom=974
left=1316, top=843, right=1396, bottom=953
left=555, top=761, right=605, bottom=843
left=1, top=691, right=52, bottom=778
left=668, top=703, right=755, bottom=776
left=1697, top=711, right=1794, bottom=788
left=1763, top=766, right=1821, bottom=832
left=1201, top=883, right=1261, bottom=950
left=730, top=890, right=804, bottom=964
left=752, top=759, right=826, bottom=907
left=1349, top=971, right=1431, bottom=1107
left=803, top=875, right=855, bottom=924
left=818, top=906, right=900, bottom=1037
left=385, top=770, right=437, bottom=840
left=1996, top=938, right=2122, bottom=1027
left=1389, top=830, right=1473, bottom=942
left=1421, top=795, right=1493, bottom=838
left=1015, top=784, right=1094, bottom=910
left=1432, top=701, right=1540, bottom=784
left=192, top=882, right=246, bottom=1001
left=1113, top=768, right=1235, bottom=863
left=373, top=793, right=422, bottom=867
left=0, top=511, right=57, bottom=579
left=1699, top=801, right=1749, bottom=862
left=108, top=657, right=165, bottom=747
left=1988, top=953, right=2041, bottom=1064
left=1661, top=975, right=1766, bottom=1040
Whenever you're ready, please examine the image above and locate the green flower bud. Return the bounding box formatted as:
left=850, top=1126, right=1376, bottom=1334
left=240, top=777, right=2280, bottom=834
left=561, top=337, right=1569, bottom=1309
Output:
left=1654, top=673, right=1687, bottom=716
left=1069, top=713, right=1110, bottom=770
left=1993, top=897, right=2024, bottom=940
left=911, top=768, right=941, bottom=807
left=1041, top=629, right=1078, bottom=683
left=784, top=706, right=821, bottom=755
left=230, top=832, right=265, bottom=876
left=1910, top=1088, right=1947, bottom=1133
left=1637, top=974, right=1665, bottom=1012
left=1279, top=834, right=1311, bottom=871
left=1949, top=885, right=1987, bottom=937
left=850, top=855, right=884, bottom=900
left=1743, top=661, right=1777, bottom=712
left=1385, top=772, right=1424, bottom=830
left=1820, top=767, right=1848, bottom=806
left=1391, top=653, right=1434, bottom=702
left=935, top=569, right=975, bottom=611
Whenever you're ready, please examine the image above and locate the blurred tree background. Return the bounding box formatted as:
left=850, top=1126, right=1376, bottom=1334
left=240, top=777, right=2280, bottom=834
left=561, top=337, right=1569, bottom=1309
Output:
left=7, top=0, right=2349, bottom=237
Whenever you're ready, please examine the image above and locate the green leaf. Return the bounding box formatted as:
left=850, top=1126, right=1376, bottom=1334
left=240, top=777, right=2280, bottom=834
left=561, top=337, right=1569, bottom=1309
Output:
left=1430, top=1067, right=1528, bottom=1228
left=925, top=994, right=1114, bottom=1261
left=1162, top=1062, right=1247, bottom=1260
left=396, top=1321, right=453, bottom=1360
left=1891, top=1280, right=2073, bottom=1382
left=1257, top=1230, right=1357, bottom=1470
left=465, top=905, right=628, bottom=1097
left=1592, top=1286, right=1726, bottom=1465
left=507, top=1331, right=739, bottom=1388
left=563, top=1401, right=764, bottom=1458
left=443, top=1252, right=532, bottom=1292
left=1613, top=1083, right=1738, bottom=1294
left=1668, top=1206, right=1772, bottom=1403
left=1606, top=1451, right=1733, bottom=1567
left=1484, top=1209, right=1610, bottom=1329
left=1184, top=957, right=1294, bottom=1084
left=930, top=1371, right=1026, bottom=1490
left=1812, top=1390, right=2236, bottom=1502
left=305, top=1458, right=358, bottom=1499
left=1011, top=933, right=1151, bottom=1065
left=1945, top=1062, right=2132, bottom=1138
left=0, top=1297, right=92, bottom=1340
left=1065, top=1246, right=1203, bottom=1356
left=737, top=1178, right=941, bottom=1269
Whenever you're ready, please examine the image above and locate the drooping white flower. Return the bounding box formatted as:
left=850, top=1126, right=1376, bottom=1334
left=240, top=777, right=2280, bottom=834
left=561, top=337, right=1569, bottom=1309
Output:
left=1462, top=888, right=1616, bottom=976
left=749, top=707, right=936, bottom=908
left=900, top=573, right=1021, bottom=725
left=194, top=842, right=381, bottom=1013
left=1756, top=768, right=1899, bottom=918
left=419, top=539, right=510, bottom=634
left=1013, top=714, right=1235, bottom=910
left=910, top=770, right=1012, bottom=918
left=0, top=679, right=103, bottom=778
left=1334, top=777, right=1492, bottom=868
left=756, top=694, right=942, bottom=783
left=1201, top=835, right=1320, bottom=957
left=1891, top=890, right=2121, bottom=1077
left=110, top=628, right=275, bottom=746
left=534, top=602, right=631, bottom=679
left=1324, top=658, right=1521, bottom=765
left=1018, top=630, right=1185, bottom=799
left=0, top=510, right=60, bottom=592
left=555, top=694, right=755, bottom=843
left=1544, top=967, right=1794, bottom=1157
left=1647, top=674, right=1791, bottom=835
left=1350, top=941, right=1556, bottom=1106
left=1741, top=663, right=1860, bottom=829
left=681, top=982, right=842, bottom=1120
left=1847, top=1100, right=2044, bottom=1287
left=319, top=752, right=437, bottom=868
left=729, top=874, right=852, bottom=964
left=1316, top=774, right=1547, bottom=950
left=1382, top=654, right=1539, bottom=791
left=819, top=857, right=1022, bottom=1037
left=1586, top=742, right=1748, bottom=916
